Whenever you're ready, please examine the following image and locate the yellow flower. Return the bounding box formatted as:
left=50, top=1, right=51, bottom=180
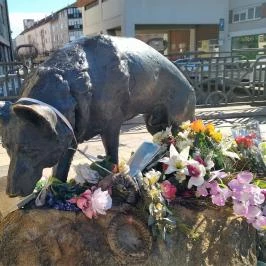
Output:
left=144, top=169, right=161, bottom=186
left=205, top=123, right=215, bottom=134
left=190, top=120, right=205, bottom=133
left=118, top=160, right=130, bottom=174
left=210, top=130, right=222, bottom=143
left=155, top=202, right=164, bottom=211
left=148, top=187, right=160, bottom=199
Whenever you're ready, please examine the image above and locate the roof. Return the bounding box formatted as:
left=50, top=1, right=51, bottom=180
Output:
left=18, top=2, right=77, bottom=35
left=76, top=0, right=96, bottom=8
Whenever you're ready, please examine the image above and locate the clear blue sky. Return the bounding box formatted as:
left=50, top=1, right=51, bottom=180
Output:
left=7, top=0, right=73, bottom=13
left=7, top=0, right=74, bottom=38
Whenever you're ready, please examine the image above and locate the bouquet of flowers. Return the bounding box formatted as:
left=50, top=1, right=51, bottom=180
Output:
left=138, top=120, right=266, bottom=238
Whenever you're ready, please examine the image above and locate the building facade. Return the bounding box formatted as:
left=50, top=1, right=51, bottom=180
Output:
left=15, top=3, right=83, bottom=61
left=77, top=0, right=229, bottom=55
left=0, top=0, right=13, bottom=63
left=228, top=0, right=266, bottom=54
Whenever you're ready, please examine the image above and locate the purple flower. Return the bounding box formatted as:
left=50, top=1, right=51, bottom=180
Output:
left=228, top=178, right=243, bottom=191
left=196, top=181, right=210, bottom=197
left=208, top=182, right=232, bottom=206
left=246, top=205, right=262, bottom=221
left=208, top=181, right=220, bottom=195
left=236, top=171, right=253, bottom=184
left=251, top=215, right=266, bottom=230
left=263, top=205, right=266, bottom=216
left=248, top=185, right=265, bottom=205
left=208, top=170, right=228, bottom=182
left=233, top=200, right=249, bottom=216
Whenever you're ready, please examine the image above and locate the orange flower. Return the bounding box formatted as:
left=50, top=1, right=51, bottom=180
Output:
left=190, top=120, right=205, bottom=133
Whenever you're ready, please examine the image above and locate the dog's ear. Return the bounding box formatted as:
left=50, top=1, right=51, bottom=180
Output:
left=13, top=104, right=58, bottom=135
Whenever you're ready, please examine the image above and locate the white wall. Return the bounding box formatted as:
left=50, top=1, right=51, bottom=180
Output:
left=124, top=0, right=227, bottom=26
left=83, top=0, right=122, bottom=35
left=82, top=0, right=229, bottom=50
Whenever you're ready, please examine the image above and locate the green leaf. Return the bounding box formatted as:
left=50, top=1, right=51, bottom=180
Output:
left=254, top=179, right=266, bottom=189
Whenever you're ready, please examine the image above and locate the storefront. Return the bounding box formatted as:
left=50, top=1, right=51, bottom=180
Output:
left=134, top=24, right=219, bottom=60
left=231, top=33, right=266, bottom=59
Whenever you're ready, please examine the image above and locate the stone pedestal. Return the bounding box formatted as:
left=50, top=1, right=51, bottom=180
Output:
left=0, top=205, right=257, bottom=266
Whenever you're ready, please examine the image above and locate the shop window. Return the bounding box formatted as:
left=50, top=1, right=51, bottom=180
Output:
left=232, top=35, right=259, bottom=59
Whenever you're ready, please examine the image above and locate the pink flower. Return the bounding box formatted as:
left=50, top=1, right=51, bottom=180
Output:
left=161, top=180, right=177, bottom=201
left=194, top=155, right=206, bottom=166
left=68, top=188, right=112, bottom=219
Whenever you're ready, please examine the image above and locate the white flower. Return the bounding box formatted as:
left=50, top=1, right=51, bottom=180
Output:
left=220, top=139, right=240, bottom=160
left=152, top=127, right=172, bottom=144
left=205, top=152, right=215, bottom=170
left=159, top=144, right=190, bottom=174
left=91, top=188, right=112, bottom=215
left=185, top=159, right=206, bottom=189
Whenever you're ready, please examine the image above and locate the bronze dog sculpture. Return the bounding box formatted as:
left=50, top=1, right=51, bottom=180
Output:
left=0, top=35, right=195, bottom=196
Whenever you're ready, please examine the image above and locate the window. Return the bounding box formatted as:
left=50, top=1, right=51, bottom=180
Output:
left=248, top=8, right=254, bottom=19
left=0, top=5, right=5, bottom=25
left=240, top=12, right=246, bottom=21
left=255, top=6, right=261, bottom=18
left=233, top=13, right=239, bottom=22
left=232, top=5, right=261, bottom=23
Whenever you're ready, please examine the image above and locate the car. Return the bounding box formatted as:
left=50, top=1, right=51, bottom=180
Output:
left=173, top=58, right=210, bottom=82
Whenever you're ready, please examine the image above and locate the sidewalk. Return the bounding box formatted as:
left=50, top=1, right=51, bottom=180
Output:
left=1, top=105, right=266, bottom=217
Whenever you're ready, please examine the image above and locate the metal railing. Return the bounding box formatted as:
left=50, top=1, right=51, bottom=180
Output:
left=171, top=49, right=266, bottom=107
left=0, top=44, right=39, bottom=101
left=0, top=62, right=30, bottom=101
